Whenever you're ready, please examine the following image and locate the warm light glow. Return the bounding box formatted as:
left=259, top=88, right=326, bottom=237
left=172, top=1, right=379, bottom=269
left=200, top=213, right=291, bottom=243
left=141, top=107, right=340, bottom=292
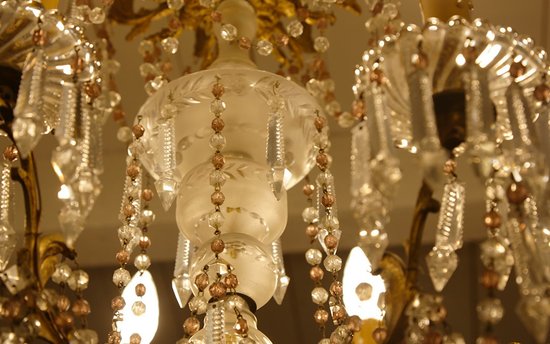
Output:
left=57, top=184, right=72, bottom=200
left=343, top=246, right=386, bottom=321
left=455, top=53, right=466, bottom=66
left=120, top=271, right=159, bottom=344
left=476, top=43, right=502, bottom=68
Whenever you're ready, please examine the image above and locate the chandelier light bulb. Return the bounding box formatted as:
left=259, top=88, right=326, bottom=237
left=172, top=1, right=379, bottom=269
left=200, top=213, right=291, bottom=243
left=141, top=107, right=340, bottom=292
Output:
left=119, top=271, right=160, bottom=344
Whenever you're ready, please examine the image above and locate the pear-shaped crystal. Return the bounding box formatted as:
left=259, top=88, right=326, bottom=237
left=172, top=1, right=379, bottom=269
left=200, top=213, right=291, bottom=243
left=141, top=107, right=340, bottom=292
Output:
left=172, top=275, right=193, bottom=308
left=59, top=205, right=85, bottom=248
left=516, top=295, right=550, bottom=344
left=155, top=177, right=178, bottom=211
left=12, top=117, right=43, bottom=158
left=358, top=228, right=388, bottom=270
left=72, top=169, right=101, bottom=216
left=0, top=222, right=16, bottom=271
left=267, top=166, right=285, bottom=201
left=317, top=228, right=341, bottom=255
left=426, top=247, right=458, bottom=292
left=273, top=274, right=290, bottom=305
left=51, top=144, right=79, bottom=183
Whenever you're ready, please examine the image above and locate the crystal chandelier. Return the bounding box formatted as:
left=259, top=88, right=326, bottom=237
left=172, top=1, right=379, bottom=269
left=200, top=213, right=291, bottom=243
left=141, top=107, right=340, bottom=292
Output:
left=0, top=0, right=548, bottom=343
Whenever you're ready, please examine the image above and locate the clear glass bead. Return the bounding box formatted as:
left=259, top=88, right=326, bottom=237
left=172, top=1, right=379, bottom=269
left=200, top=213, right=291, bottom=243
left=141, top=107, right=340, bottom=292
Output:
left=476, top=298, right=504, bottom=324
left=209, top=170, right=227, bottom=186
left=311, top=287, right=329, bottom=305
left=140, top=209, right=156, bottom=226
left=220, top=24, right=238, bottom=41
left=167, top=0, right=185, bottom=10
left=302, top=207, right=319, bottom=223
left=209, top=133, right=226, bottom=150
left=337, top=111, right=356, bottom=128
left=134, top=254, right=151, bottom=270
left=51, top=263, right=72, bottom=284
left=208, top=211, right=225, bottom=229
left=286, top=20, right=304, bottom=37
left=189, top=296, right=208, bottom=314
left=382, top=3, right=399, bottom=19
left=355, top=282, right=373, bottom=301
left=324, top=255, right=342, bottom=272
left=256, top=40, right=273, bottom=56
left=139, top=63, right=160, bottom=78
left=210, top=99, right=226, bottom=115
left=314, top=36, right=330, bottom=53
left=88, top=7, right=105, bottom=24
left=67, top=270, right=89, bottom=291
left=132, top=300, right=146, bottom=316
left=305, top=248, right=323, bottom=265
left=138, top=40, right=155, bottom=57
left=116, top=127, right=133, bottom=143
left=161, top=37, right=179, bottom=54
left=113, top=268, right=131, bottom=287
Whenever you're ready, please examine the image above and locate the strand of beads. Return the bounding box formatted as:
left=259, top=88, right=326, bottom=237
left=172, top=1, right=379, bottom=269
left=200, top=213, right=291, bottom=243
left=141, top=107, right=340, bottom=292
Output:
left=108, top=119, right=147, bottom=344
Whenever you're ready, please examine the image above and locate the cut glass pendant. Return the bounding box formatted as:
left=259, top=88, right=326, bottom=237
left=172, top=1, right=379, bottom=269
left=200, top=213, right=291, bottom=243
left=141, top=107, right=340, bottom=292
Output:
left=317, top=228, right=342, bottom=255
left=516, top=295, right=550, bottom=344
left=0, top=221, right=16, bottom=271
left=12, top=117, right=43, bottom=158
left=172, top=274, right=192, bottom=308
left=358, top=228, right=388, bottom=271
left=426, top=247, right=458, bottom=292
left=59, top=205, right=85, bottom=248
left=1, top=265, right=31, bottom=295
left=273, top=274, right=290, bottom=305
left=155, top=177, right=178, bottom=211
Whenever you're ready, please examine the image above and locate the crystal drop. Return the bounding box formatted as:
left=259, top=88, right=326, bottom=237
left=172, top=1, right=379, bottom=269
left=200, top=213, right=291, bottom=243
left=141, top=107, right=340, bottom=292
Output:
left=305, top=248, right=323, bottom=265
left=267, top=165, right=285, bottom=201
left=132, top=300, right=146, bottom=316
left=172, top=275, right=192, bottom=308
left=70, top=329, right=99, bottom=344
left=220, top=24, right=238, bottom=41
left=324, top=255, right=342, bottom=272
left=256, top=40, right=273, bottom=56
left=134, top=254, right=151, bottom=270
left=476, top=298, right=504, bottom=324
left=516, top=295, right=550, bottom=344
left=12, top=117, right=43, bottom=158
left=155, top=177, right=179, bottom=211
left=72, top=169, right=100, bottom=216
left=358, top=228, right=388, bottom=270
left=139, top=63, right=160, bottom=78
left=167, top=0, right=185, bottom=10
left=426, top=247, right=458, bottom=292
left=338, top=111, right=356, bottom=128
left=67, top=269, right=89, bottom=291
left=208, top=210, right=225, bottom=229
left=161, top=37, right=179, bottom=54
left=311, top=287, right=329, bottom=305
left=189, top=296, right=208, bottom=314
left=314, top=36, right=330, bottom=53
left=51, top=263, right=72, bottom=284
left=145, top=76, right=167, bottom=95
left=51, top=144, right=79, bottom=182
left=59, top=205, right=85, bottom=248
left=302, top=206, right=319, bottom=223
left=113, top=268, right=131, bottom=287
left=274, top=274, right=290, bottom=305
left=209, top=133, right=226, bottom=150
left=128, top=141, right=146, bottom=157
left=88, top=7, right=105, bottom=24
left=210, top=99, right=226, bottom=114
left=117, top=127, right=133, bottom=143
left=209, top=170, right=227, bottom=186
left=1, top=265, right=31, bottom=294
left=0, top=222, right=16, bottom=271
left=355, top=282, right=373, bottom=301
left=138, top=40, right=155, bottom=56
left=318, top=228, right=342, bottom=255
left=286, top=20, right=304, bottom=37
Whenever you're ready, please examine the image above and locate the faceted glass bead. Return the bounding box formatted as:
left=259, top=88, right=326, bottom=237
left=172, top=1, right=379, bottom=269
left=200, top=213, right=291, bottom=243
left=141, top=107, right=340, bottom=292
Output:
left=209, top=170, right=227, bottom=187
left=337, top=112, right=356, bottom=128
left=132, top=301, right=146, bottom=316
left=145, top=76, right=167, bottom=96
left=426, top=247, right=458, bottom=292
left=0, top=222, right=16, bottom=271
left=355, top=282, right=373, bottom=301
left=382, top=3, right=399, bottom=19
left=167, top=0, right=185, bottom=10
left=67, top=270, right=89, bottom=291
left=102, top=59, right=121, bottom=74
left=286, top=20, right=304, bottom=37
left=314, top=36, right=330, bottom=53
left=138, top=40, right=155, bottom=56
left=220, top=24, right=238, bottom=41
left=140, top=209, right=156, bottom=226
left=324, top=255, right=342, bottom=272
left=113, top=268, right=131, bottom=287
left=88, top=7, right=105, bottom=24
left=210, top=99, right=226, bottom=115
left=189, top=296, right=208, bottom=314
left=208, top=210, right=225, bottom=229
left=311, top=287, right=329, bottom=305
left=209, top=133, right=226, bottom=150
left=51, top=263, right=72, bottom=284
left=358, top=228, right=389, bottom=271
left=302, top=207, right=319, bottom=223
left=477, top=298, right=504, bottom=324
left=161, top=37, right=179, bottom=54
left=134, top=254, right=151, bottom=270
left=139, top=63, right=160, bottom=78
left=117, top=127, right=133, bottom=143
left=59, top=206, right=84, bottom=248
left=305, top=248, right=323, bottom=265
left=256, top=40, right=273, bottom=56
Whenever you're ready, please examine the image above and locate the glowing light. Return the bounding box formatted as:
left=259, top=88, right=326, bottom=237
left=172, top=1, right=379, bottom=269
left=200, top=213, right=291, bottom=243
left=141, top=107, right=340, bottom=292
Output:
left=120, top=271, right=159, bottom=344
left=343, top=246, right=386, bottom=320
left=55, top=64, right=74, bottom=76
left=455, top=54, right=466, bottom=66
left=57, top=184, right=72, bottom=200
left=477, top=44, right=502, bottom=68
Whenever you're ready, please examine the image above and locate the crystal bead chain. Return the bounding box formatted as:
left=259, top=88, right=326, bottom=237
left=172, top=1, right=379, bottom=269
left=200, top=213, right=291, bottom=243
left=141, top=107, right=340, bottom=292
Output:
left=266, top=82, right=286, bottom=200
left=0, top=146, right=17, bottom=271
left=108, top=118, right=147, bottom=344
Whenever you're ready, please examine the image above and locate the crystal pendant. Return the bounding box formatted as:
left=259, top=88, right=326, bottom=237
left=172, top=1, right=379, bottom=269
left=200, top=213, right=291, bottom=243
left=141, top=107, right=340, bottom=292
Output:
left=358, top=228, right=388, bottom=271
left=172, top=274, right=192, bottom=309
left=317, top=227, right=341, bottom=255
left=0, top=221, right=16, bottom=271
left=173, top=233, right=193, bottom=307
left=435, top=181, right=465, bottom=251
left=266, top=107, right=285, bottom=200
left=516, top=294, right=550, bottom=344
left=51, top=143, right=79, bottom=183
left=426, top=247, right=458, bottom=292
left=271, top=239, right=290, bottom=305
left=72, top=168, right=101, bottom=217
left=12, top=116, right=44, bottom=158
left=155, top=177, right=179, bottom=211
left=1, top=264, right=31, bottom=294
left=59, top=204, right=85, bottom=248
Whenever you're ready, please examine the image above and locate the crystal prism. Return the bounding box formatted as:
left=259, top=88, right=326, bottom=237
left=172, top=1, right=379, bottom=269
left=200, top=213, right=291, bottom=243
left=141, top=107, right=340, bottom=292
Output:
left=516, top=295, right=550, bottom=344
left=155, top=177, right=179, bottom=211
left=51, top=143, right=79, bottom=183
left=426, top=247, right=458, bottom=292
left=358, top=228, right=388, bottom=270
left=12, top=117, right=43, bottom=158
left=435, top=181, right=465, bottom=251
left=274, top=275, right=290, bottom=305
left=59, top=205, right=85, bottom=248
left=267, top=165, right=285, bottom=201
left=72, top=169, right=101, bottom=217
left=172, top=275, right=192, bottom=308
left=0, top=222, right=16, bottom=271
left=0, top=264, right=31, bottom=294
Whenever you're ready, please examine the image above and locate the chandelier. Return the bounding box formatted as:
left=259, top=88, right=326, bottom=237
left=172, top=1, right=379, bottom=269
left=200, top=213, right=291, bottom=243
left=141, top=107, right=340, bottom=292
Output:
left=0, top=0, right=548, bottom=343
